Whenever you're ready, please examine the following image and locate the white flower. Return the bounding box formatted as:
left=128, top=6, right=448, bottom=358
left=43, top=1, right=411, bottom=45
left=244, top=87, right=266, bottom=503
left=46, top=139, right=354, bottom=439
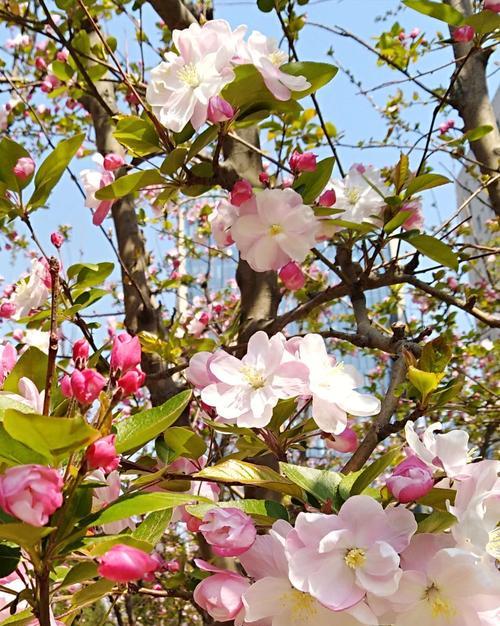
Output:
left=11, top=259, right=51, bottom=318
left=332, top=164, right=385, bottom=224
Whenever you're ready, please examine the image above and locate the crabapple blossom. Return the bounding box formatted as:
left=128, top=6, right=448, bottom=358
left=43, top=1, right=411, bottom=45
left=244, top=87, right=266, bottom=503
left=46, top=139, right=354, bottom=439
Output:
left=289, top=150, right=317, bottom=173
left=259, top=170, right=270, bottom=185
left=186, top=351, right=223, bottom=389
left=404, top=421, right=470, bottom=477
left=103, top=153, right=125, bottom=171
left=200, top=331, right=308, bottom=428
left=72, top=338, right=90, bottom=365
left=484, top=0, right=500, bottom=13
left=70, top=368, right=107, bottom=404
left=207, top=95, right=234, bottom=122
left=12, top=157, right=35, bottom=180
left=402, top=198, right=424, bottom=230
left=110, top=332, right=142, bottom=373
left=231, top=188, right=319, bottom=272
left=332, top=164, right=385, bottom=224
left=85, top=435, right=120, bottom=474
left=193, top=559, right=249, bottom=624
left=454, top=25, right=475, bottom=42
left=325, top=426, right=359, bottom=453
left=318, top=188, right=336, bottom=206
left=79, top=154, right=115, bottom=225
left=285, top=496, right=417, bottom=611
left=209, top=200, right=238, bottom=247
left=2, top=377, right=45, bottom=413
left=10, top=258, right=52, bottom=318
left=279, top=261, right=306, bottom=290
left=0, top=342, right=16, bottom=382
left=386, top=454, right=434, bottom=504
left=199, top=507, right=256, bottom=556
left=98, top=544, right=159, bottom=583
left=297, top=333, right=381, bottom=434
left=0, top=302, right=16, bottom=318
left=0, top=465, right=63, bottom=527
left=92, top=470, right=135, bottom=534
left=50, top=231, right=64, bottom=248
left=117, top=368, right=146, bottom=395
left=230, top=179, right=254, bottom=207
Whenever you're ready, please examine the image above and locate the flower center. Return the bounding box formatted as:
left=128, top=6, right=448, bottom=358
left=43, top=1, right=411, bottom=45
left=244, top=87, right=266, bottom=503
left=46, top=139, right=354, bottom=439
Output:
left=177, top=63, right=200, bottom=88
left=346, top=187, right=361, bottom=205
left=344, top=548, right=366, bottom=569
left=242, top=366, right=267, bottom=390
left=425, top=585, right=456, bottom=620
left=268, top=50, right=288, bottom=67
left=285, top=589, right=317, bottom=619
left=269, top=223, right=284, bottom=236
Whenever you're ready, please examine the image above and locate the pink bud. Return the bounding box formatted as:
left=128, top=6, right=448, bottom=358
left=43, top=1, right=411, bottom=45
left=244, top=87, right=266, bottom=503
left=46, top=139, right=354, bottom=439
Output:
left=60, top=374, right=73, bottom=398
left=35, top=57, right=47, bottom=71
left=318, top=188, right=336, bottom=207
left=98, top=544, right=159, bottom=583
left=439, top=119, right=455, bottom=134
left=325, top=426, right=358, bottom=453
left=12, top=157, right=35, bottom=181
left=398, top=31, right=407, bottom=41
left=0, top=343, right=16, bottom=382
left=50, top=232, right=64, bottom=248
left=193, top=560, right=249, bottom=622
left=447, top=277, right=459, bottom=290
left=259, top=171, right=270, bottom=186
left=72, top=338, right=90, bottom=365
left=56, top=50, right=69, bottom=62
left=410, top=27, right=421, bottom=39
left=453, top=25, right=475, bottom=42
left=117, top=367, right=146, bottom=396
left=70, top=368, right=107, bottom=404
left=289, top=150, right=317, bottom=173
left=386, top=454, right=434, bottom=504
left=207, top=96, right=234, bottom=123
left=86, top=435, right=120, bottom=473
left=103, top=153, right=125, bottom=171
left=230, top=179, right=253, bottom=207
left=484, top=0, right=500, bottom=13
left=279, top=262, right=305, bottom=291
left=110, top=332, right=142, bottom=374
left=126, top=90, right=140, bottom=105
left=165, top=559, right=180, bottom=573
left=0, top=302, right=16, bottom=319
left=0, top=464, right=63, bottom=527
left=200, top=508, right=256, bottom=557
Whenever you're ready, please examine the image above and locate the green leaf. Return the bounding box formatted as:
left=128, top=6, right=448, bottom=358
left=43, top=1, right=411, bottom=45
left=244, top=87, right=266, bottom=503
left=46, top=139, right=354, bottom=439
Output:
left=115, top=389, right=191, bottom=453
left=195, top=459, right=304, bottom=498
left=161, top=148, right=188, bottom=175
left=95, top=169, right=166, bottom=200
left=0, top=544, right=21, bottom=578
left=60, top=562, right=99, bottom=588
left=417, top=510, right=456, bottom=533
left=417, top=487, right=456, bottom=512
left=113, top=115, right=161, bottom=156
left=404, top=173, right=450, bottom=197
left=68, top=262, right=114, bottom=292
left=82, top=535, right=153, bottom=557
left=350, top=448, right=402, bottom=496
left=4, top=411, right=100, bottom=463
left=133, top=509, right=172, bottom=545
left=0, top=425, right=48, bottom=466
left=71, top=579, right=115, bottom=607
left=28, top=133, right=85, bottom=209
left=325, top=218, right=377, bottom=234
left=163, top=426, right=207, bottom=461
left=465, top=10, right=500, bottom=34
left=293, top=156, right=335, bottom=204
left=50, top=60, right=74, bottom=82
left=80, top=491, right=207, bottom=528
left=0, top=524, right=54, bottom=550
left=269, top=398, right=297, bottom=431
left=403, top=0, right=464, bottom=26
left=283, top=62, right=338, bottom=98
left=186, top=499, right=288, bottom=526
left=188, top=126, right=219, bottom=159
left=461, top=124, right=493, bottom=143
left=0, top=138, right=33, bottom=192
left=257, top=0, right=275, bottom=12
left=280, top=463, right=341, bottom=504
left=0, top=610, right=35, bottom=626
left=2, top=347, right=47, bottom=394
left=406, top=233, right=459, bottom=270
left=408, top=366, right=444, bottom=402
left=384, top=210, right=413, bottom=233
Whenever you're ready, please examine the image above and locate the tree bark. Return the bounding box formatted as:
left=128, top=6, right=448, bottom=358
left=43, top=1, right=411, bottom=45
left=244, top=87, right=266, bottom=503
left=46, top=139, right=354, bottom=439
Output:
left=444, top=0, right=500, bottom=216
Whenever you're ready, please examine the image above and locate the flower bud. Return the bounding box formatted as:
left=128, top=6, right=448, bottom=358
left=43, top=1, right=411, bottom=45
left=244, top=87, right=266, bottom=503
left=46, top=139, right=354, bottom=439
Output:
left=72, top=338, right=90, bottom=365
left=259, top=171, right=270, bottom=186
left=98, top=544, right=159, bottom=583
left=289, top=150, right=317, bottom=173
left=200, top=507, right=256, bottom=557
left=386, top=454, right=434, bottom=504
left=279, top=262, right=305, bottom=291
left=325, top=426, right=358, bottom=453
left=453, top=25, right=475, bottom=42
left=318, top=189, right=336, bottom=207
left=70, top=368, right=106, bottom=404
left=56, top=50, right=69, bottom=62
left=103, top=153, right=125, bottom=171
left=60, top=374, right=73, bottom=398
left=193, top=560, right=249, bottom=622
left=50, top=232, right=64, bottom=248
left=117, top=367, right=146, bottom=396
left=230, top=179, right=253, bottom=207
left=207, top=96, right=234, bottom=123
left=35, top=57, right=47, bottom=71
left=12, top=157, right=35, bottom=181
left=484, top=0, right=500, bottom=13
left=110, top=332, right=142, bottom=374
left=0, top=302, right=16, bottom=319
left=86, top=435, right=120, bottom=474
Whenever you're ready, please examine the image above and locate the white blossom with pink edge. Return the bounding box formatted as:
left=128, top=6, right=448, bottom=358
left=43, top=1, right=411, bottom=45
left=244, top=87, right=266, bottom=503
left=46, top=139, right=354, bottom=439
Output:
left=404, top=421, right=471, bottom=478
left=230, top=188, right=319, bottom=272
left=332, top=164, right=386, bottom=224
left=200, top=331, right=308, bottom=428
left=0, top=377, right=45, bottom=413
left=297, top=333, right=381, bottom=434
left=91, top=470, right=135, bottom=535
left=79, top=154, right=115, bottom=226
left=9, top=258, right=51, bottom=319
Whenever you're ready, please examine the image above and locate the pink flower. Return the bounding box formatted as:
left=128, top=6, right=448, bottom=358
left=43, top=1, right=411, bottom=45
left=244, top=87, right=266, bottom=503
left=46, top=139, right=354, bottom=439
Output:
left=207, top=95, right=234, bottom=123
left=72, top=338, right=90, bottom=366
left=41, top=75, right=59, bottom=93
left=12, top=157, right=35, bottom=181
left=410, top=27, right=421, bottom=38
left=448, top=277, right=459, bottom=290
left=56, top=50, right=69, bottom=62
left=0, top=343, right=16, bottom=382
left=86, top=435, right=120, bottom=473
left=70, top=368, right=107, bottom=404
left=92, top=470, right=135, bottom=534
left=484, top=0, right=500, bottom=13
left=186, top=351, right=222, bottom=389
left=259, top=171, right=270, bottom=185
left=60, top=374, right=72, bottom=398
left=285, top=496, right=417, bottom=611
left=0, top=465, right=63, bottom=527
left=318, top=188, right=336, bottom=207
left=50, top=232, right=64, bottom=248
left=439, top=119, right=455, bottom=134
left=289, top=150, right=317, bottom=173
left=230, top=179, right=254, bottom=207
left=231, top=188, right=319, bottom=272
left=201, top=331, right=308, bottom=428
left=325, top=426, right=359, bottom=453
left=209, top=200, right=238, bottom=247
left=35, top=57, right=47, bottom=71
left=402, top=199, right=424, bottom=230
left=454, top=25, right=475, bottom=42
left=386, top=454, right=434, bottom=503
left=0, top=302, right=16, bottom=319
left=193, top=559, right=249, bottom=623
left=279, top=261, right=306, bottom=290
left=199, top=507, right=256, bottom=556
left=405, top=421, right=470, bottom=478
left=110, top=332, right=142, bottom=374
left=103, top=153, right=125, bottom=171
left=117, top=367, right=146, bottom=395
left=98, top=544, right=159, bottom=582
left=79, top=154, right=115, bottom=226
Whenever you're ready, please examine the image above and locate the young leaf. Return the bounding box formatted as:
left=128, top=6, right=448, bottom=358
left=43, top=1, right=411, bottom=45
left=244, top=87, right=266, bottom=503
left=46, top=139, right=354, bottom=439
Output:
left=0, top=524, right=54, bottom=550
left=115, top=389, right=192, bottom=453
left=417, top=510, right=456, bottom=533
left=0, top=425, right=49, bottom=466
left=280, top=463, right=341, bottom=504
left=350, top=447, right=402, bottom=496
left=113, top=115, right=161, bottom=156
left=163, top=426, right=207, bottom=461
left=161, top=148, right=188, bottom=175
left=283, top=61, right=338, bottom=98
left=186, top=499, right=289, bottom=526
left=406, top=233, right=459, bottom=270
left=403, top=0, right=464, bottom=26
left=95, top=169, right=166, bottom=200
left=293, top=156, right=335, bottom=204
left=404, top=173, right=450, bottom=197
left=407, top=366, right=444, bottom=402
left=2, top=347, right=47, bottom=394
left=133, top=510, right=173, bottom=546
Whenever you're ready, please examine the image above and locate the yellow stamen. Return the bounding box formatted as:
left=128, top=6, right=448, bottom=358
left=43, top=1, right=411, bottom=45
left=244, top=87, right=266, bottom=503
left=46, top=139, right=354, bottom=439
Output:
left=344, top=548, right=366, bottom=569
